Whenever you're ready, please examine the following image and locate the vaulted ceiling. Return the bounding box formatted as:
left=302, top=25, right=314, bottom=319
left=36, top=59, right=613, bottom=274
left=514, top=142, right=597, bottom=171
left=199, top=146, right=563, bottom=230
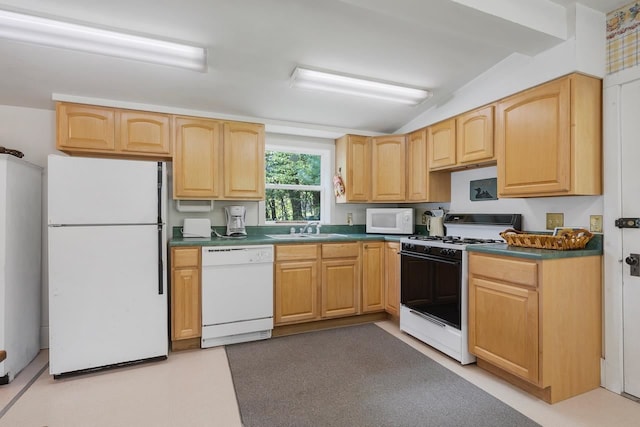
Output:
left=0, top=0, right=628, bottom=134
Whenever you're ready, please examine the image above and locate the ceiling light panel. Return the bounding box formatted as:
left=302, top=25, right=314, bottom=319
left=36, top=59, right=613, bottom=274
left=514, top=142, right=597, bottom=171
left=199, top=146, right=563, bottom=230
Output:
left=0, top=9, right=207, bottom=71
left=290, top=67, right=431, bottom=106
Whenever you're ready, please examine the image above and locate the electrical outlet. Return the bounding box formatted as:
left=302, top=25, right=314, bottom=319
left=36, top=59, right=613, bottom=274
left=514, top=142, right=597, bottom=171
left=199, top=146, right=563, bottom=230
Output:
left=546, top=213, right=564, bottom=230
left=590, top=215, right=603, bottom=233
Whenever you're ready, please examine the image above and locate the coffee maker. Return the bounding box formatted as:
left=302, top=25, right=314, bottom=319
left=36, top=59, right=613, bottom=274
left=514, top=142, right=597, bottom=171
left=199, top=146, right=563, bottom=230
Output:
left=224, top=205, right=247, bottom=237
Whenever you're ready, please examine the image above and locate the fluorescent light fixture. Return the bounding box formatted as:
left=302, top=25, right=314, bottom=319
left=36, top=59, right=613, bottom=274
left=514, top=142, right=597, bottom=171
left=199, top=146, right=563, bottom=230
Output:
left=290, top=67, right=431, bottom=106
left=0, top=9, right=207, bottom=71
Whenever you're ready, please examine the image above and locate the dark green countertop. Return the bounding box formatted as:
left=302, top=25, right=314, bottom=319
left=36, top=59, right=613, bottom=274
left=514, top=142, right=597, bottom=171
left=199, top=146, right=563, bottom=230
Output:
left=169, top=225, right=407, bottom=247
left=466, top=234, right=603, bottom=259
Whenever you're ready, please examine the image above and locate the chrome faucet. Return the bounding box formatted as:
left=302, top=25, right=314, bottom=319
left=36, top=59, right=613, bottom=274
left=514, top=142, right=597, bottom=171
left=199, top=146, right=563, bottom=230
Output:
left=300, top=221, right=321, bottom=234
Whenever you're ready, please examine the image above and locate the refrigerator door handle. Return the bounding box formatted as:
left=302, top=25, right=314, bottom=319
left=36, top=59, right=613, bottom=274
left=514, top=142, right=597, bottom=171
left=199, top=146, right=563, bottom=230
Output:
left=157, top=224, right=163, bottom=295
left=157, top=162, right=164, bottom=296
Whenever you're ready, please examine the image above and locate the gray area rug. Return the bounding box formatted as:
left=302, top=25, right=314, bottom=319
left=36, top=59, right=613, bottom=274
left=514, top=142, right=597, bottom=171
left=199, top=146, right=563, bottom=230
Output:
left=225, top=323, right=539, bottom=427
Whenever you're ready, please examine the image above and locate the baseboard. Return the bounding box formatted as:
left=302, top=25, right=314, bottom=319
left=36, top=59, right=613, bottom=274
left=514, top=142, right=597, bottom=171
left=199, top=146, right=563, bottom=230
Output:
left=40, top=326, right=49, bottom=349
left=273, top=312, right=389, bottom=337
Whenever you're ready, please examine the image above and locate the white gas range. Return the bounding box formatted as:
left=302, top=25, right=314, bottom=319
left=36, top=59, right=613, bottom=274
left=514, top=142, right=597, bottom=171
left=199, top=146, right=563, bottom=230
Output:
left=399, top=213, right=522, bottom=364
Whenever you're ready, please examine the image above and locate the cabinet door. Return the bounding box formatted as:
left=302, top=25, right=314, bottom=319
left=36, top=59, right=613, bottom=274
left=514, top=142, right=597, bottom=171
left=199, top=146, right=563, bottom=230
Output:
left=171, top=267, right=201, bottom=341
left=362, top=242, right=385, bottom=313
left=347, top=135, right=371, bottom=201
left=321, top=258, right=360, bottom=318
left=406, top=129, right=428, bottom=201
left=274, top=260, right=320, bottom=325
left=335, top=135, right=370, bottom=202
left=427, top=118, right=456, bottom=170
left=497, top=77, right=570, bottom=196
left=173, top=117, right=222, bottom=199
left=457, top=104, right=494, bottom=165
left=223, top=122, right=265, bottom=199
left=469, top=276, right=539, bottom=384
left=371, top=135, right=406, bottom=201
left=118, top=111, right=171, bottom=156
left=384, top=242, right=400, bottom=316
left=57, top=103, right=115, bottom=151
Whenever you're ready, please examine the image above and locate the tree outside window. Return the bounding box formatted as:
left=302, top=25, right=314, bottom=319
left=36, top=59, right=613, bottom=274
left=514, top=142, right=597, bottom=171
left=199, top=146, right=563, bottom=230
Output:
left=265, top=151, right=322, bottom=221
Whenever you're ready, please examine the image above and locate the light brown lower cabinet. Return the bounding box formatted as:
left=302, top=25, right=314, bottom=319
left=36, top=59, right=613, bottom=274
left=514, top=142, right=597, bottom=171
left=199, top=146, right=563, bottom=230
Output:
left=468, top=252, right=602, bottom=403
left=170, top=247, right=201, bottom=348
left=362, top=242, right=385, bottom=313
left=274, top=242, right=366, bottom=326
left=384, top=242, right=401, bottom=316
left=321, top=243, right=360, bottom=318
left=274, top=244, right=321, bottom=324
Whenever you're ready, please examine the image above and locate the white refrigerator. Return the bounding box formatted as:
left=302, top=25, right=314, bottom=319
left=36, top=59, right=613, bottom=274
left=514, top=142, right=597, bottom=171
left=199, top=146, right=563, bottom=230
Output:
left=0, top=154, right=42, bottom=383
left=48, top=155, right=168, bottom=377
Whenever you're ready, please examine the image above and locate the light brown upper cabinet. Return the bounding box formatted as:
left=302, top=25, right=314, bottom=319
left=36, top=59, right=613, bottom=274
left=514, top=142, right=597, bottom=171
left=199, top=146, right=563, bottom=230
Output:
left=456, top=104, right=495, bottom=165
left=118, top=111, right=171, bottom=156
left=427, top=118, right=456, bottom=170
left=56, top=102, right=171, bottom=160
left=406, top=128, right=451, bottom=202
left=496, top=73, right=602, bottom=197
left=223, top=122, right=265, bottom=199
left=371, top=135, right=406, bottom=201
left=335, top=135, right=371, bottom=202
left=173, top=118, right=265, bottom=200
left=173, top=117, right=222, bottom=199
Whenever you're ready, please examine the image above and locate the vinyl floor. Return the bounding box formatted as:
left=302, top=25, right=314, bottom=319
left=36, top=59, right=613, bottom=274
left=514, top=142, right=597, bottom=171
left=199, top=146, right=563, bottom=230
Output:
left=0, top=320, right=639, bottom=427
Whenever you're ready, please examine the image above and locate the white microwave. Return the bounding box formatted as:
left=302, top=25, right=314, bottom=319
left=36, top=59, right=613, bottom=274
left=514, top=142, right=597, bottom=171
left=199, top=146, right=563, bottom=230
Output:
left=366, top=208, right=414, bottom=234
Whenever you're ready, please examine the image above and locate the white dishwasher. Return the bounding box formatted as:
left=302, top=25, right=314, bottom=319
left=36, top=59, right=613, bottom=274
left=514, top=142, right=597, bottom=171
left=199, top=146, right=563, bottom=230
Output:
left=201, top=245, right=274, bottom=348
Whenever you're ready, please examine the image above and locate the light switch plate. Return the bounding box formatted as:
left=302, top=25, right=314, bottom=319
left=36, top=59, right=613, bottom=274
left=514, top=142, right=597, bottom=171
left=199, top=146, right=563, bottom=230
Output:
left=546, top=213, right=564, bottom=230
left=590, top=215, right=603, bottom=233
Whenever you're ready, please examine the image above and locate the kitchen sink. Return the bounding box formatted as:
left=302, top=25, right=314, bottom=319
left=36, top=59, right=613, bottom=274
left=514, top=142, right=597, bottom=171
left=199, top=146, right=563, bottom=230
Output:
left=308, top=233, right=347, bottom=238
left=265, top=233, right=347, bottom=239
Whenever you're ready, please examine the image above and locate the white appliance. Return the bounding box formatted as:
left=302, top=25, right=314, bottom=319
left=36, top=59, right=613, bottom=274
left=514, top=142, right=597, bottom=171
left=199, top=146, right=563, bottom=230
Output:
left=201, top=245, right=273, bottom=348
left=182, top=218, right=212, bottom=238
left=48, top=155, right=168, bottom=377
left=366, top=208, right=414, bottom=234
left=224, top=205, right=247, bottom=236
left=400, top=213, right=521, bottom=365
left=0, top=154, right=42, bottom=383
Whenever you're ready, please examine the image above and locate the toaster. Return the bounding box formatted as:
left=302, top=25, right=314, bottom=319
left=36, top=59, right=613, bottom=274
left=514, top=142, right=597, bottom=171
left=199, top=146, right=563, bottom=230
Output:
left=182, top=218, right=212, bottom=238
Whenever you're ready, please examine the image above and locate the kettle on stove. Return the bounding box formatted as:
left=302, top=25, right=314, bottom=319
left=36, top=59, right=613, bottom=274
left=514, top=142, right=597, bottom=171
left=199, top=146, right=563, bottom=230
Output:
left=426, top=215, right=445, bottom=237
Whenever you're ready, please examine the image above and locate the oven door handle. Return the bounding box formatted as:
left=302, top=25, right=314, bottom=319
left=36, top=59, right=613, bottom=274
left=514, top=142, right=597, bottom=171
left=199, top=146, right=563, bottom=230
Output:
left=400, top=251, right=461, bottom=265
left=409, top=310, right=447, bottom=328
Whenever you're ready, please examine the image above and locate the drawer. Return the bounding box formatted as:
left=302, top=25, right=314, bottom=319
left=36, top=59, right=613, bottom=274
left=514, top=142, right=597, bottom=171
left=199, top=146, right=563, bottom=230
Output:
left=276, top=244, right=319, bottom=261
left=172, top=247, right=200, bottom=268
left=322, top=242, right=360, bottom=259
left=469, top=253, right=537, bottom=288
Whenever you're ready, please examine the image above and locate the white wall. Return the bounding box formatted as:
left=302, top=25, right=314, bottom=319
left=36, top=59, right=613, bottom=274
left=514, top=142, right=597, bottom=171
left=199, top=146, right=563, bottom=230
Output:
left=448, top=167, right=600, bottom=231
left=398, top=5, right=605, bottom=232
left=396, top=5, right=605, bottom=134
left=168, top=132, right=402, bottom=232
left=0, top=105, right=57, bottom=348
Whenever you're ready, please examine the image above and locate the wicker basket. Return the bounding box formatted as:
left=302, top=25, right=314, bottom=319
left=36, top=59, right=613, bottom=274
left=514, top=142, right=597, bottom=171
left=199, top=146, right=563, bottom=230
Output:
left=499, top=228, right=593, bottom=250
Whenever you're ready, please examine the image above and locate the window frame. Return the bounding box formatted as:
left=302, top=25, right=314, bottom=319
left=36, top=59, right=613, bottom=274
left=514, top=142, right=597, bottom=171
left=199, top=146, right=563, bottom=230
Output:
left=260, top=140, right=332, bottom=225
